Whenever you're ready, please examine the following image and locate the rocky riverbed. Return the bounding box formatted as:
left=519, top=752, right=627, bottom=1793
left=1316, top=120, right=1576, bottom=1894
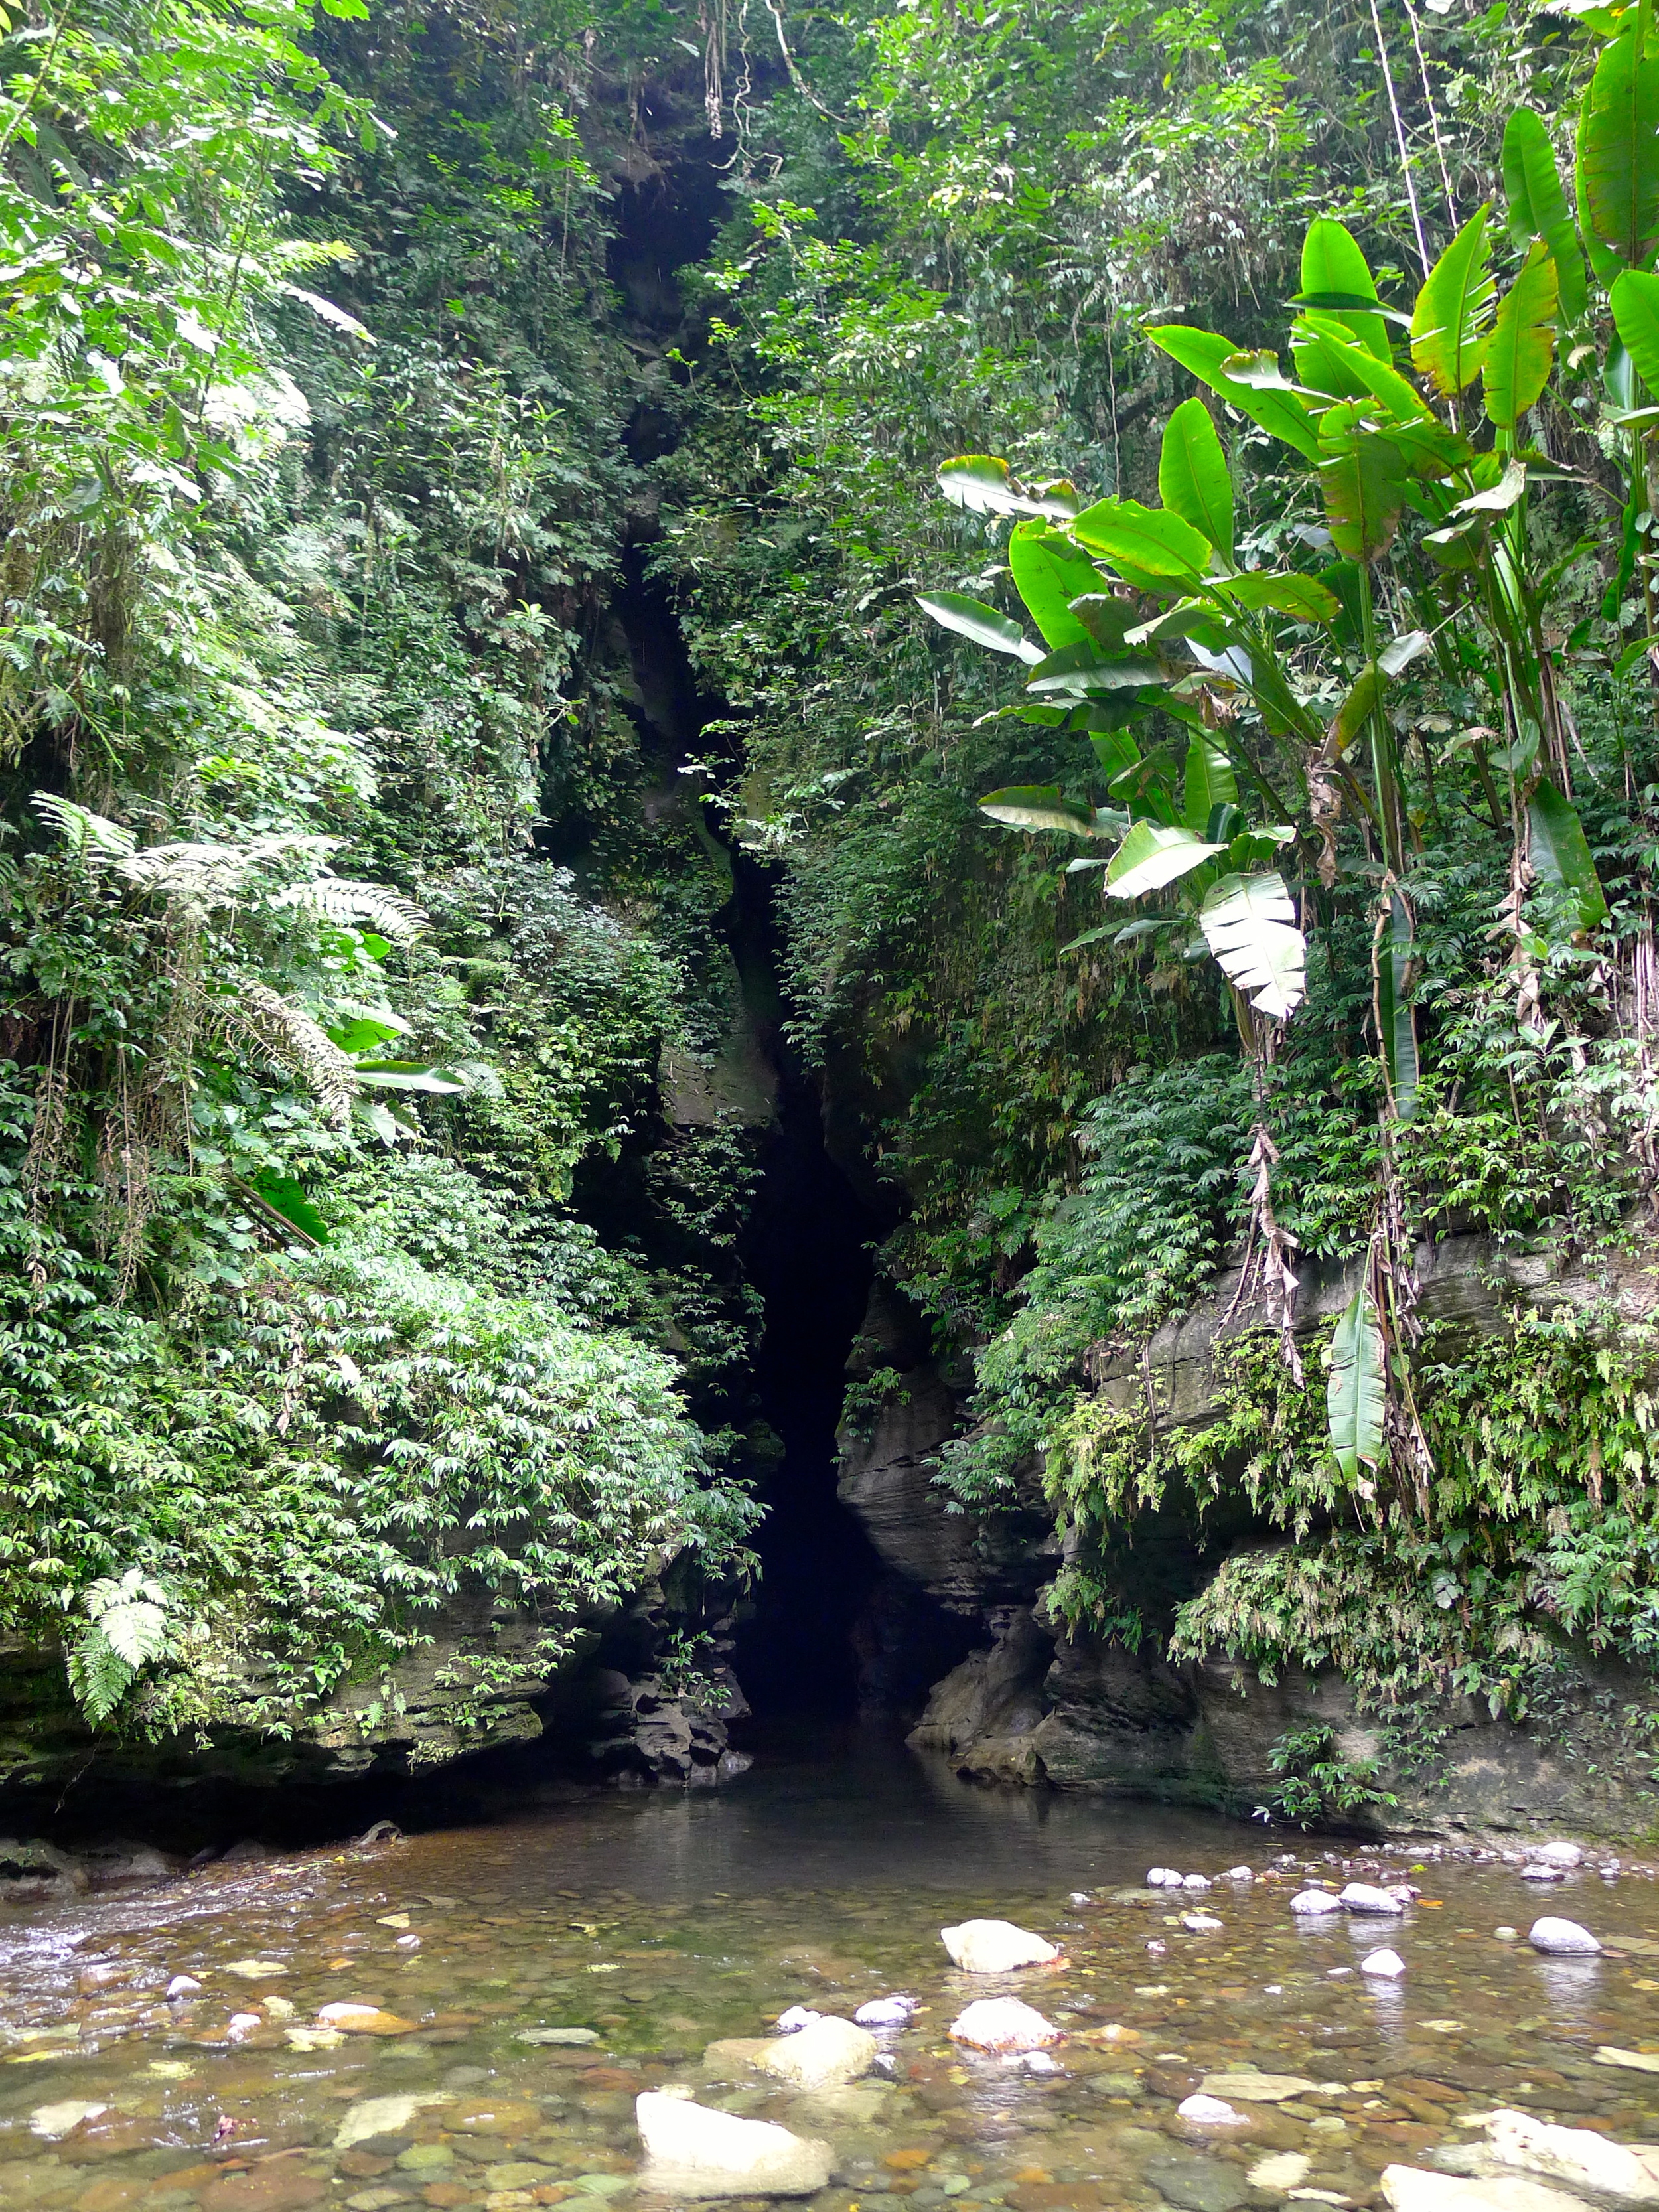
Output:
left=0, top=1740, right=1656, bottom=2212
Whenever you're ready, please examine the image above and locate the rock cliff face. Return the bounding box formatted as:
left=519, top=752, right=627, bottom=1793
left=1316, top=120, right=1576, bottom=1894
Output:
left=835, top=1232, right=1659, bottom=1840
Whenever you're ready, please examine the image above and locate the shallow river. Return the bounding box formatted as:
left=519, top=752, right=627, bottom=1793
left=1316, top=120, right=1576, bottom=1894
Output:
left=1, top=1731, right=1656, bottom=2212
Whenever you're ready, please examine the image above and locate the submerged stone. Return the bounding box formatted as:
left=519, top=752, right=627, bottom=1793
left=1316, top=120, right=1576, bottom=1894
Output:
left=635, top=2087, right=833, bottom=2197
left=948, top=1998, right=1061, bottom=2053
left=941, top=1919, right=1060, bottom=1973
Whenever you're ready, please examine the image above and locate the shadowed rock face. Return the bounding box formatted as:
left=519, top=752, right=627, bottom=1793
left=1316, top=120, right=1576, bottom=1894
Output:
left=836, top=1234, right=1659, bottom=1839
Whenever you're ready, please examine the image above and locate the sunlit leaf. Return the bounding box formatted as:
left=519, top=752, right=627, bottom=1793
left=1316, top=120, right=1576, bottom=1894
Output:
left=1198, top=870, right=1306, bottom=1018
left=1482, top=241, right=1558, bottom=429
left=915, top=590, right=1043, bottom=662
left=1327, top=1287, right=1386, bottom=1481
left=1409, top=208, right=1495, bottom=395
left=1104, top=820, right=1225, bottom=898
left=1158, top=398, right=1233, bottom=560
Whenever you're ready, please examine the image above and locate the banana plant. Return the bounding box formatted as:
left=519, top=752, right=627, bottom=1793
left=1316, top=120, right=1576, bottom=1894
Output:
left=922, top=399, right=1329, bottom=1025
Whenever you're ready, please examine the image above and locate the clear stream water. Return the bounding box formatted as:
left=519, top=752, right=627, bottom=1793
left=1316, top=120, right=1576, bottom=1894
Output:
left=1, top=1730, right=1656, bottom=2212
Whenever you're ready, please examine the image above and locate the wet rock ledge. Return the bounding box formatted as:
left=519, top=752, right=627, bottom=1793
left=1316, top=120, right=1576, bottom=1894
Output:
left=837, top=1230, right=1659, bottom=1840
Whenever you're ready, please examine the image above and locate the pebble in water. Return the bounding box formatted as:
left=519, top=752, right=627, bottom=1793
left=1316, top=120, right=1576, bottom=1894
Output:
left=1528, top=1917, right=1601, bottom=1954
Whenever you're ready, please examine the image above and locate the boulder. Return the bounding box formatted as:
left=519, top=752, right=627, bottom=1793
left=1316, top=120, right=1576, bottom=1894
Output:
left=1596, top=2049, right=1659, bottom=2075
left=1534, top=1842, right=1585, bottom=1869
left=854, top=1996, right=916, bottom=2027
left=1361, top=1949, right=1406, bottom=1978
left=1529, top=1918, right=1601, bottom=1956
left=948, top=1998, right=1061, bottom=2053
left=1291, top=1890, right=1344, bottom=1917
left=1486, top=2108, right=1659, bottom=2201
left=753, top=2016, right=877, bottom=2091
left=1182, top=1911, right=1224, bottom=1932
left=0, top=1839, right=86, bottom=1905
left=1381, top=2166, right=1594, bottom=2212
left=1178, top=2095, right=1244, bottom=2123
left=635, top=2089, right=833, bottom=2197
left=940, top=1918, right=1060, bottom=1972
left=1340, top=1883, right=1404, bottom=1915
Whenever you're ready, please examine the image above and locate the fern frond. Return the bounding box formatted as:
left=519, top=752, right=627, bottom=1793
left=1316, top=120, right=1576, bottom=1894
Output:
left=67, top=1633, right=136, bottom=1727
left=117, top=833, right=336, bottom=905
left=200, top=982, right=355, bottom=1126
left=31, top=792, right=137, bottom=858
left=271, top=879, right=429, bottom=941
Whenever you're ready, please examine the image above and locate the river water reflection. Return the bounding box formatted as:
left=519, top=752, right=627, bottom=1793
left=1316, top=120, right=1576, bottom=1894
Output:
left=0, top=1730, right=1654, bottom=2212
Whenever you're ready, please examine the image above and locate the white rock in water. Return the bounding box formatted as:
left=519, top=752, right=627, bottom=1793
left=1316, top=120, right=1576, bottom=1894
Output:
left=1340, top=1883, right=1405, bottom=1916
left=1595, top=2048, right=1659, bottom=2075
left=774, top=2006, right=821, bottom=2033
left=1381, top=2162, right=1600, bottom=2212
left=1182, top=1911, right=1224, bottom=1933
left=1535, top=1842, right=1585, bottom=1870
left=334, top=2093, right=453, bottom=2151
left=1361, top=1949, right=1406, bottom=1978
left=940, top=1919, right=1060, bottom=1973
left=1486, top=2106, right=1659, bottom=2201
left=948, top=1998, right=1061, bottom=2053
left=1183, top=1873, right=1213, bottom=1891
left=226, top=2012, right=262, bottom=2042
left=1521, top=1865, right=1565, bottom=1883
left=1179, top=2094, right=1245, bottom=2124
left=754, top=2016, right=877, bottom=2091
left=1011, top=2050, right=1064, bottom=2075
left=517, top=2027, right=600, bottom=2046
left=853, top=1996, right=916, bottom=2028
left=1291, top=1889, right=1344, bottom=1917
left=1147, top=1868, right=1181, bottom=1888
left=1530, top=1917, right=1601, bottom=1956
left=29, top=2099, right=108, bottom=2141
left=1222, top=1866, right=1255, bottom=1882
left=1251, top=2154, right=1314, bottom=2193
left=636, top=2089, right=833, bottom=2197
left=1070, top=1892, right=1092, bottom=1905
left=165, top=1975, right=201, bottom=1998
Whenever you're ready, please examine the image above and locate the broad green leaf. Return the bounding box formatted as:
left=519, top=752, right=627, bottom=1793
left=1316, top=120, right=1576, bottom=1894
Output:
left=1290, top=289, right=1413, bottom=330
left=1025, top=640, right=1168, bottom=694
left=1378, top=629, right=1431, bottom=676
left=248, top=1170, right=330, bottom=1247
left=323, top=1013, right=407, bottom=1055
left=1104, top=820, right=1225, bottom=898
left=937, top=455, right=1080, bottom=518
left=352, top=1060, right=471, bottom=1094
left=1375, top=892, right=1419, bottom=1122
left=1612, top=267, right=1659, bottom=396
left=916, top=591, right=1043, bottom=663
left=1183, top=735, right=1238, bottom=835
left=1577, top=33, right=1659, bottom=271
left=1068, top=595, right=1136, bottom=654
left=1453, top=457, right=1528, bottom=513
left=1145, top=325, right=1321, bottom=461
left=1158, top=398, right=1234, bottom=558
left=1212, top=573, right=1340, bottom=622
left=1292, top=314, right=1435, bottom=424
left=1410, top=208, right=1496, bottom=395
left=1316, top=404, right=1409, bottom=563
left=1088, top=727, right=1141, bottom=782
left=1327, top=1286, right=1386, bottom=1481
left=1529, top=777, right=1609, bottom=930
left=1198, top=870, right=1307, bottom=1018
left=979, top=786, right=1095, bottom=834
left=1300, top=218, right=1391, bottom=360
left=1070, top=498, right=1212, bottom=588
left=1502, top=107, right=1589, bottom=323
left=1482, top=241, right=1559, bottom=428
left=1007, top=524, right=1106, bottom=647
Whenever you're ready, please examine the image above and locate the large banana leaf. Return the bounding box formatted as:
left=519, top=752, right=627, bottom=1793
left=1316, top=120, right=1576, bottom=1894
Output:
left=1158, top=399, right=1234, bottom=559
left=1145, top=325, right=1321, bottom=461
left=979, top=787, right=1129, bottom=839
left=1299, top=218, right=1392, bottom=361
left=1577, top=33, right=1659, bottom=272
left=1104, top=820, right=1225, bottom=898
left=1008, top=523, right=1106, bottom=648
left=1502, top=106, right=1588, bottom=325
left=1374, top=892, right=1419, bottom=1124
left=1327, top=1287, right=1386, bottom=1482
left=1331, top=664, right=1382, bottom=755
left=1183, top=735, right=1239, bottom=834
left=1211, top=573, right=1340, bottom=622
left=936, top=455, right=1080, bottom=518
left=1482, top=242, right=1559, bottom=429
left=1070, top=498, right=1212, bottom=589
left=916, top=591, right=1043, bottom=662
left=1611, top=267, right=1659, bottom=396
left=1409, top=208, right=1496, bottom=396
left=1316, top=404, right=1408, bottom=563
left=1197, top=870, right=1306, bottom=1019
left=1025, top=639, right=1168, bottom=695
left=1292, top=313, right=1435, bottom=423
left=1528, top=776, right=1609, bottom=931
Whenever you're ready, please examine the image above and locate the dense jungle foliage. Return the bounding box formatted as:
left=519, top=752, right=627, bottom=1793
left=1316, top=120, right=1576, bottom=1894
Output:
left=10, top=0, right=1659, bottom=1772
